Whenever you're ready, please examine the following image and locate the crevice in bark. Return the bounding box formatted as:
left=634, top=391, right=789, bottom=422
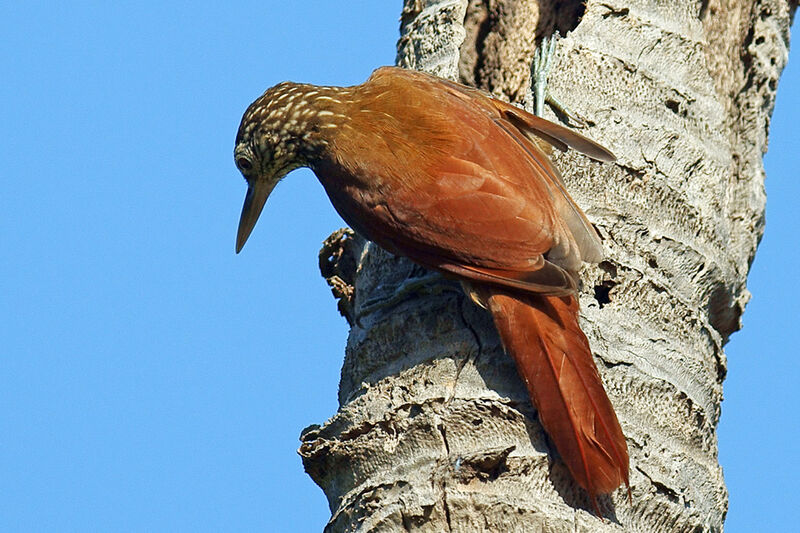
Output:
left=599, top=5, right=630, bottom=18
left=599, top=358, right=632, bottom=369
left=435, top=421, right=454, bottom=532
left=538, top=0, right=586, bottom=34
left=594, top=281, right=615, bottom=308
left=699, top=0, right=711, bottom=19
left=459, top=1, right=491, bottom=86
left=441, top=489, right=453, bottom=532
left=455, top=445, right=516, bottom=482
left=461, top=1, right=587, bottom=98
left=438, top=420, right=451, bottom=455
left=635, top=466, right=680, bottom=504
left=707, top=283, right=739, bottom=339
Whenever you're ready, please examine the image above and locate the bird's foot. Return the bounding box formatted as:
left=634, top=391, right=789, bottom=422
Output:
left=355, top=271, right=461, bottom=327
left=531, top=34, right=587, bottom=126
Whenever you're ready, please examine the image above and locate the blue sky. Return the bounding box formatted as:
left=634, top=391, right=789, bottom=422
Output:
left=0, top=3, right=796, bottom=531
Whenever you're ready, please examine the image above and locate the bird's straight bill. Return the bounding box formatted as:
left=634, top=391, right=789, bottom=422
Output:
left=236, top=179, right=275, bottom=253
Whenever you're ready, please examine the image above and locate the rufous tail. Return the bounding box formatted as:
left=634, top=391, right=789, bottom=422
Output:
left=480, top=286, right=629, bottom=511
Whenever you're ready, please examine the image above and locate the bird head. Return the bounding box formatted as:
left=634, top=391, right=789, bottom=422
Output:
left=233, top=81, right=327, bottom=253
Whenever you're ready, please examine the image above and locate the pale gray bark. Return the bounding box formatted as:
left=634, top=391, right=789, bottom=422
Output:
left=300, top=1, right=796, bottom=531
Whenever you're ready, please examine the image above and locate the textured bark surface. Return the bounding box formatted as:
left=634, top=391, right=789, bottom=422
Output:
left=300, top=1, right=796, bottom=531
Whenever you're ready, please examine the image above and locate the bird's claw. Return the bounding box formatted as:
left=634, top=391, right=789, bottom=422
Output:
left=531, top=34, right=588, bottom=127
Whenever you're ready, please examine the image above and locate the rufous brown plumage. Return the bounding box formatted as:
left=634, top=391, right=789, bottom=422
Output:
left=232, top=66, right=629, bottom=512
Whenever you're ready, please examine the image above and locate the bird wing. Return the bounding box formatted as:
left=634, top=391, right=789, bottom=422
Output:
left=429, top=70, right=616, bottom=163
left=370, top=68, right=604, bottom=265
left=319, top=67, right=606, bottom=295
left=432, top=73, right=607, bottom=264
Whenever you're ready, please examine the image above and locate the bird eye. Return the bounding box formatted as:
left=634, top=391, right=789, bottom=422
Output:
left=237, top=156, right=253, bottom=173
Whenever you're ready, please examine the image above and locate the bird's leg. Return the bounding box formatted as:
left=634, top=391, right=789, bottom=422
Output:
left=355, top=270, right=461, bottom=327
left=531, top=34, right=587, bottom=126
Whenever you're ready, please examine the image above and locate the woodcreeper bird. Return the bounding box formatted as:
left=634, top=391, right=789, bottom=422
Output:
left=233, top=66, right=629, bottom=512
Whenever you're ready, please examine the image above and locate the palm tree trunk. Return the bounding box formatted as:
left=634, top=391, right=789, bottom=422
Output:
left=301, top=1, right=796, bottom=530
